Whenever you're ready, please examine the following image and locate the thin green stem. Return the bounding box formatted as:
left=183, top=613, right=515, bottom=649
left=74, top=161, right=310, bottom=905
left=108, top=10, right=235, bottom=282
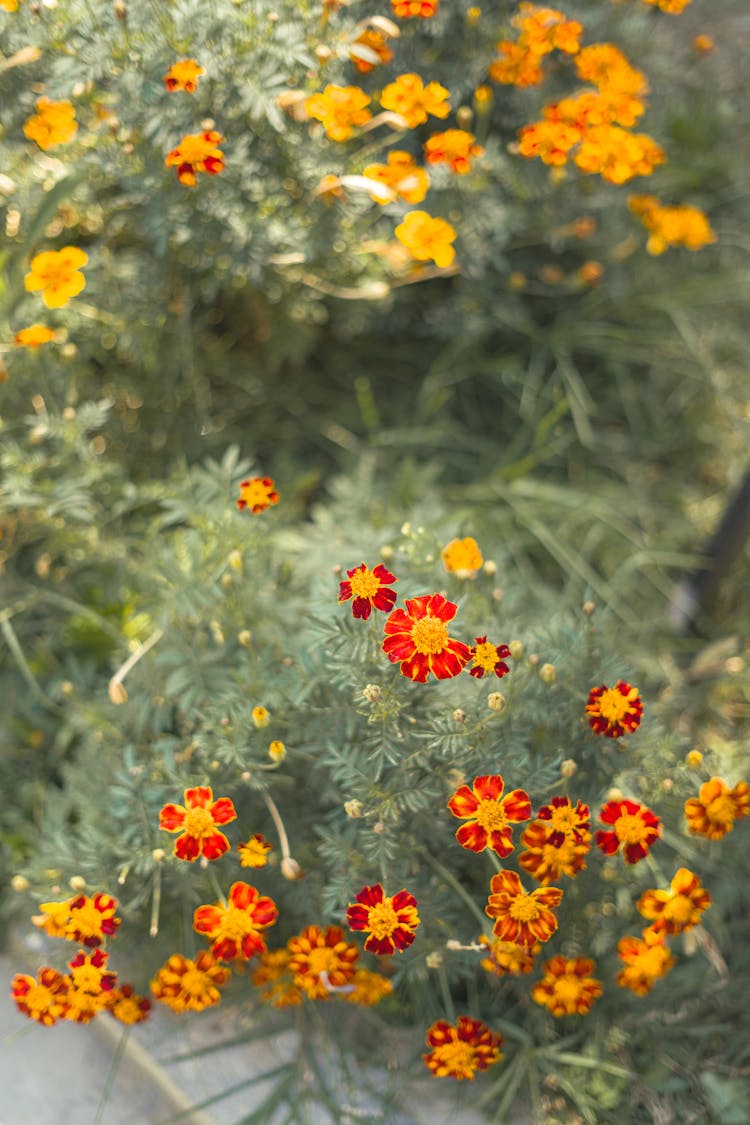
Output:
left=92, top=1027, right=131, bottom=1125
left=437, top=963, right=456, bottom=1022
left=418, top=848, right=488, bottom=932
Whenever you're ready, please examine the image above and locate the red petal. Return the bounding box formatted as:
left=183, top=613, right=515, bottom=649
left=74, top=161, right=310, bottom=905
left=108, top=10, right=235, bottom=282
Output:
left=364, top=933, right=396, bottom=955
left=624, top=842, right=648, bottom=864
left=502, top=789, right=532, bottom=822
left=383, top=608, right=413, bottom=635
left=456, top=823, right=489, bottom=853
left=352, top=597, right=373, bottom=619
left=194, top=905, right=224, bottom=934
left=424, top=593, right=458, bottom=623
left=210, top=797, right=237, bottom=826
left=595, top=830, right=620, bottom=855
left=447, top=785, right=480, bottom=818
left=175, top=834, right=201, bottom=861
left=392, top=889, right=418, bottom=911
left=159, top=804, right=186, bottom=831
left=403, top=595, right=432, bottom=619
left=229, top=882, right=259, bottom=910
left=356, top=883, right=384, bottom=907
left=400, top=651, right=430, bottom=682
left=372, top=564, right=397, bottom=584
left=201, top=832, right=231, bottom=861
left=382, top=633, right=415, bottom=661
left=372, top=587, right=397, bottom=612
left=240, top=932, right=267, bottom=958
left=391, top=926, right=417, bottom=951
left=184, top=787, right=213, bottom=808
left=346, top=905, right=369, bottom=931
left=251, top=896, right=279, bottom=927
left=338, top=581, right=353, bottom=603
left=488, top=828, right=514, bottom=857
left=473, top=775, right=504, bottom=802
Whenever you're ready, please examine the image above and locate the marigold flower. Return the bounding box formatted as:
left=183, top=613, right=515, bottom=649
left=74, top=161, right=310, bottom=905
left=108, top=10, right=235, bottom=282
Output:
left=448, top=774, right=531, bottom=857
left=574, top=44, right=648, bottom=98
left=32, top=900, right=70, bottom=939
left=13, top=324, right=57, bottom=349
left=252, top=704, right=271, bottom=727
left=537, top=796, right=591, bottom=845
left=596, top=798, right=661, bottom=864
left=11, top=968, right=69, bottom=1026
left=338, top=562, right=397, bottom=619
left=480, top=937, right=537, bottom=977
left=519, top=821, right=591, bottom=884
left=1, top=0, right=20, bottom=10
left=305, top=85, right=372, bottom=141
left=441, top=536, right=483, bottom=576
left=350, top=29, right=393, bottom=74
left=485, top=870, right=563, bottom=948
left=628, top=194, right=716, bottom=255
left=391, top=0, right=437, bottom=17
left=546, top=90, right=645, bottom=130
left=150, top=951, right=230, bottom=1012
left=107, top=984, right=152, bottom=1024
left=252, top=949, right=303, bottom=1008
left=585, top=680, right=643, bottom=737
left=532, top=955, right=602, bottom=1017
left=163, top=59, right=205, bottom=92
left=423, top=1016, right=502, bottom=1080
left=488, top=42, right=546, bottom=87
left=637, top=867, right=711, bottom=936
left=692, top=34, right=714, bottom=54
left=684, top=777, right=749, bottom=840
left=23, top=98, right=77, bottom=150
left=67, top=893, right=121, bottom=946
left=238, top=834, right=272, bottom=868
left=469, top=637, right=511, bottom=680
left=380, top=73, right=450, bottom=129
left=383, top=592, right=469, bottom=682
left=268, top=739, right=286, bottom=762
left=24, top=247, right=88, bottom=309
left=394, top=211, right=457, bottom=270
left=64, top=949, right=117, bottom=1023
left=287, top=925, right=360, bottom=1000
left=159, top=786, right=237, bottom=862
left=616, top=930, right=675, bottom=995
left=165, top=130, right=225, bottom=186
left=236, top=476, right=279, bottom=513
left=424, top=129, right=484, bottom=175
left=345, top=968, right=393, bottom=1006
left=362, top=151, right=430, bottom=205
left=346, top=883, right=420, bottom=955
left=641, top=0, right=691, bottom=11
left=574, top=125, right=666, bottom=184
left=194, top=881, right=278, bottom=961
left=517, top=120, right=581, bottom=166
left=513, top=5, right=583, bottom=56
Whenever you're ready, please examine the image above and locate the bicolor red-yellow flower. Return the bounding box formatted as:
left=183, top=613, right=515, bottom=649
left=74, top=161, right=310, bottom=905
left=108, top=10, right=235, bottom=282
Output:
left=532, top=955, right=602, bottom=1017
left=448, top=774, right=531, bottom=857
left=346, top=883, right=419, bottom=955
left=383, top=593, right=469, bottom=682
left=585, top=680, right=643, bottom=737
left=237, top=476, right=279, bottom=513
left=485, top=870, right=563, bottom=948
left=159, top=786, right=237, bottom=861
left=595, top=798, right=661, bottom=864
left=194, top=882, right=278, bottom=961
left=684, top=777, right=749, bottom=840
left=338, top=562, right=397, bottom=619
left=423, top=1016, right=502, bottom=1080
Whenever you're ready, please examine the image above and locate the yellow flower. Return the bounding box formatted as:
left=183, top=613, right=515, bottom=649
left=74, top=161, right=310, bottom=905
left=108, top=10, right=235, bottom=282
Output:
left=380, top=73, right=450, bottom=129
left=14, top=325, right=56, bottom=348
left=238, top=834, right=273, bottom=868
left=394, top=211, right=456, bottom=269
left=441, top=536, right=483, bottom=576
left=24, top=247, right=88, bottom=309
left=628, top=195, right=716, bottom=255
left=268, top=740, right=286, bottom=762
left=164, top=59, right=205, bottom=93
left=1, top=0, right=20, bottom=10
left=305, top=85, right=372, bottom=141
left=362, top=151, right=430, bottom=205
left=23, top=98, right=78, bottom=151
left=252, top=706, right=271, bottom=728
left=424, top=129, right=484, bottom=175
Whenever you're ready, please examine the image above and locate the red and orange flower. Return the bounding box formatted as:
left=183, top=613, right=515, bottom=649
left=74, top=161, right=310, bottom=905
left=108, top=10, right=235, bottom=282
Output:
left=595, top=799, right=661, bottom=864
left=585, top=680, right=643, bottom=737
left=518, top=821, right=590, bottom=885
left=616, top=930, right=675, bottom=995
left=480, top=936, right=538, bottom=977
left=637, top=867, right=711, bottom=935
left=107, top=984, right=152, bottom=1024
left=485, top=870, right=563, bottom=948
left=165, top=130, right=225, bottom=186
left=392, top=0, right=437, bottom=17
left=468, top=637, right=511, bottom=679
left=33, top=893, right=121, bottom=947
left=151, top=951, right=230, bottom=1012
left=287, top=925, right=360, bottom=1000
left=383, top=593, right=470, bottom=682
left=423, top=1016, right=502, bottom=1080
left=11, top=968, right=69, bottom=1026
left=338, top=562, right=397, bottom=620
left=163, top=59, right=205, bottom=92
left=236, top=476, right=279, bottom=513
left=346, top=883, right=420, bottom=955
left=159, top=786, right=237, bottom=861
left=424, top=129, right=484, bottom=174
left=684, top=777, right=749, bottom=840
left=447, top=774, right=531, bottom=857
left=194, top=882, right=278, bottom=961
left=536, top=796, right=591, bottom=845
left=64, top=949, right=118, bottom=1023
left=532, top=955, right=602, bottom=1017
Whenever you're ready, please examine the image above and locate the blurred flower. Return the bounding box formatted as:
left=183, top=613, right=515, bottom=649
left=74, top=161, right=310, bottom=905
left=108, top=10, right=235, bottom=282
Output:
left=107, top=984, right=152, bottom=1024
left=574, top=44, right=648, bottom=97
left=596, top=798, right=661, bottom=864
left=480, top=936, right=538, bottom=977
left=338, top=562, right=397, bottom=619
left=287, top=925, right=360, bottom=1000
left=423, top=1016, right=502, bottom=1079
left=23, top=98, right=77, bottom=150
left=532, top=955, right=602, bottom=1016
left=24, top=247, right=88, bottom=309
left=237, top=476, right=279, bottom=513
left=268, top=740, right=286, bottom=762
left=380, top=73, right=450, bottom=128
left=628, top=194, right=716, bottom=255
left=577, top=260, right=603, bottom=285
left=518, top=120, right=580, bottom=166
left=383, top=592, right=469, bottom=681
left=349, top=29, right=393, bottom=73
left=536, top=796, right=590, bottom=845
left=252, top=705, right=271, bottom=727
left=345, top=968, right=393, bottom=1005
left=362, top=151, right=430, bottom=205
left=424, top=129, right=484, bottom=174
left=684, top=777, right=749, bottom=840
left=67, top=893, right=121, bottom=947
left=14, top=325, right=56, bottom=348
left=252, top=949, right=303, bottom=1007
left=165, top=130, right=225, bottom=185
left=686, top=749, right=703, bottom=767
left=0, top=0, right=20, bottom=10
left=64, top=949, right=117, bottom=1023
left=573, top=125, right=666, bottom=184
left=159, top=786, right=237, bottom=861
left=489, top=41, right=545, bottom=87
left=346, top=883, right=419, bottom=954
left=150, top=951, right=230, bottom=1012
left=394, top=210, right=457, bottom=269
left=469, top=637, right=511, bottom=680
left=441, top=536, right=483, bottom=576
left=485, top=870, right=563, bottom=947
left=585, top=680, right=643, bottom=737
left=519, top=821, right=590, bottom=884
left=448, top=774, right=531, bottom=857
left=546, top=90, right=645, bottom=130
left=641, top=0, right=691, bottom=11
left=616, top=930, right=675, bottom=995
left=305, top=85, right=372, bottom=141
left=11, top=968, right=69, bottom=1025
left=163, top=59, right=205, bottom=92
left=194, top=881, right=278, bottom=960
left=238, top=834, right=272, bottom=868
left=637, top=867, right=711, bottom=935
left=692, top=34, right=714, bottom=53
left=391, top=0, right=437, bottom=17
left=512, top=5, right=582, bottom=55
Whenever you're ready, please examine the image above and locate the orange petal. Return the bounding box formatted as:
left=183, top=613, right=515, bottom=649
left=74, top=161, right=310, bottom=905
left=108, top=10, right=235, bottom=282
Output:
left=456, top=822, right=488, bottom=852
left=159, top=804, right=186, bottom=832
left=448, top=785, right=480, bottom=818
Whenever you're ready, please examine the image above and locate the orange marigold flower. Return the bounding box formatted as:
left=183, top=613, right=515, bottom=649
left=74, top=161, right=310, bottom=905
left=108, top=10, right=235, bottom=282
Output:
left=513, top=5, right=583, bottom=56
left=33, top=900, right=70, bottom=939
left=537, top=796, right=591, bottom=845
left=107, top=984, right=152, bottom=1024
left=24, top=247, right=88, bottom=309
left=165, top=130, right=225, bottom=186
left=11, top=968, right=69, bottom=1026
left=693, top=34, right=714, bottom=54
left=391, top=0, right=437, bottom=17
left=14, top=325, right=57, bottom=349
left=350, top=29, right=394, bottom=74
left=485, top=870, right=563, bottom=947
left=194, top=881, right=279, bottom=961
left=488, top=42, right=546, bottom=87
left=380, top=73, right=451, bottom=129
left=545, top=90, right=645, bottom=130
left=159, top=785, right=237, bottom=862
left=574, top=125, right=666, bottom=184
left=1, top=0, right=20, bottom=10
left=33, top=893, right=121, bottom=947
left=345, top=968, right=393, bottom=1005
left=441, top=536, right=483, bottom=576
left=23, top=97, right=77, bottom=150
left=480, top=936, right=538, bottom=977
left=150, top=951, right=230, bottom=1012
left=641, top=0, right=691, bottom=11
left=338, top=562, right=397, bottom=619
left=237, top=476, right=280, bottom=513
left=64, top=949, right=118, bottom=1023
left=346, top=883, right=420, bottom=955
left=305, top=85, right=372, bottom=141
left=585, top=680, right=643, bottom=737
left=637, top=867, right=711, bottom=936
left=518, top=821, right=591, bottom=884
left=616, top=930, right=675, bottom=995
left=448, top=774, right=531, bottom=857
left=252, top=949, right=303, bottom=1008
left=394, top=210, right=457, bottom=270
left=382, top=592, right=469, bottom=682
left=469, top=637, right=511, bottom=680
left=532, top=955, right=602, bottom=1017
left=574, top=44, right=648, bottom=98
left=287, top=924, right=360, bottom=1000
left=684, top=777, right=749, bottom=840
left=596, top=799, right=661, bottom=864
left=163, top=59, right=205, bottom=92
left=517, top=120, right=581, bottom=166
left=362, top=151, right=431, bottom=205
left=628, top=194, right=716, bottom=255
left=238, top=834, right=272, bottom=868
left=424, top=129, right=484, bottom=175
left=423, top=1016, right=502, bottom=1080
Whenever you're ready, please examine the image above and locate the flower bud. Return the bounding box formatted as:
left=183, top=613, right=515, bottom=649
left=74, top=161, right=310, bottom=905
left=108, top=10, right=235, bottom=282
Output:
left=425, top=952, right=443, bottom=969
left=252, top=706, right=271, bottom=728
left=151, top=848, right=166, bottom=863
left=268, top=740, right=286, bottom=762
left=281, top=857, right=303, bottom=880
left=508, top=640, right=523, bottom=660
left=11, top=875, right=29, bottom=892
left=69, top=875, right=86, bottom=892
left=607, top=787, right=623, bottom=802
left=332, top=563, right=342, bottom=575
left=582, top=601, right=596, bottom=616
left=560, top=758, right=577, bottom=778
left=373, top=820, right=385, bottom=835
left=380, top=544, right=394, bottom=561
left=60, top=680, right=74, bottom=697
left=539, top=663, right=556, bottom=684
left=344, top=799, right=364, bottom=819
left=487, top=692, right=505, bottom=712
left=108, top=680, right=128, bottom=705
left=362, top=684, right=381, bottom=702
left=210, top=759, right=220, bottom=771
left=686, top=750, right=703, bottom=768
left=662, top=778, right=673, bottom=792
left=482, top=559, right=497, bottom=576
left=452, top=708, right=466, bottom=723
left=528, top=653, right=539, bottom=667
left=220, top=573, right=233, bottom=589
left=240, top=770, right=252, bottom=782
left=238, top=630, right=252, bottom=647
left=227, top=549, right=243, bottom=571
left=456, top=106, right=473, bottom=129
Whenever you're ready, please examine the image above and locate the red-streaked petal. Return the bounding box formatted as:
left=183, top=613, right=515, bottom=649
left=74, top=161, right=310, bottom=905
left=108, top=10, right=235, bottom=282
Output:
left=364, top=933, right=396, bottom=955
left=623, top=842, right=648, bottom=864
left=352, top=597, right=373, bottom=619
left=201, top=832, right=231, bottom=861
left=338, top=581, right=353, bottom=603
left=595, top=830, right=620, bottom=854
left=159, top=804, right=186, bottom=831
left=251, top=896, right=279, bottom=927
left=211, top=937, right=239, bottom=961
left=392, top=889, right=419, bottom=911
left=240, top=932, right=268, bottom=958
left=384, top=608, right=415, bottom=635
left=372, top=588, right=397, bottom=612
left=229, top=882, right=259, bottom=910
left=193, top=905, right=224, bottom=934
left=175, top=834, right=202, bottom=861
left=391, top=926, right=417, bottom=951
left=346, top=905, right=369, bottom=931
left=448, top=785, right=480, bottom=818
left=185, top=787, right=213, bottom=809
left=430, top=642, right=471, bottom=679
left=372, top=564, right=397, bottom=584
left=502, top=789, right=532, bottom=822
left=473, top=775, right=505, bottom=802
left=424, top=592, right=458, bottom=623
left=403, top=595, right=432, bottom=620
left=488, top=828, right=514, bottom=857
left=210, top=797, right=237, bottom=826
left=382, top=633, right=416, bottom=661
left=356, top=883, right=385, bottom=907
left=400, top=652, right=431, bottom=682
left=456, top=823, right=489, bottom=852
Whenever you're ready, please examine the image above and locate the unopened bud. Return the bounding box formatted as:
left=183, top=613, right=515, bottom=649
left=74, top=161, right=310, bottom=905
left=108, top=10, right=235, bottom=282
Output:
left=151, top=848, right=166, bottom=862
left=528, top=653, right=539, bottom=667
left=483, top=559, right=497, bottom=577
left=560, top=758, right=577, bottom=778
left=487, top=692, right=505, bottom=712
left=227, top=549, right=242, bottom=570
left=508, top=640, right=523, bottom=660
left=539, top=663, right=556, bottom=684
left=425, top=952, right=443, bottom=969
left=601, top=901, right=616, bottom=916
left=456, top=106, right=473, bottom=129
left=452, top=708, right=466, bottom=723
left=108, top=680, right=128, bottom=704
left=11, top=875, right=29, bottom=892
left=607, top=787, right=623, bottom=802
left=332, top=563, right=342, bottom=575
left=240, top=770, right=252, bottom=782
left=252, top=706, right=271, bottom=728
left=582, top=601, right=596, bottom=617
left=220, top=573, right=233, bottom=589
left=268, top=740, right=286, bottom=762
left=373, top=820, right=385, bottom=835
left=380, top=544, right=394, bottom=561
left=362, top=684, right=381, bottom=702
left=686, top=750, right=703, bottom=768
left=344, top=799, right=364, bottom=819
left=60, top=680, right=74, bottom=697
left=210, top=759, right=220, bottom=770
left=238, top=630, right=252, bottom=647
left=281, top=857, right=302, bottom=880
left=69, top=875, right=86, bottom=892
left=662, top=778, right=673, bottom=792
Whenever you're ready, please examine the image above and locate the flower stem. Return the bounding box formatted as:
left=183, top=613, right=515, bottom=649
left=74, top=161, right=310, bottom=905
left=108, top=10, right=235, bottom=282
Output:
left=418, top=849, right=488, bottom=932
left=262, top=791, right=291, bottom=862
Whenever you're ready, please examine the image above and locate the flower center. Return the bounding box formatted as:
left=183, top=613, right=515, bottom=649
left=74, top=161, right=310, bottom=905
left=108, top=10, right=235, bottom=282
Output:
left=553, top=977, right=583, bottom=1004
left=475, top=799, right=508, bottom=832
left=349, top=568, right=379, bottom=599
left=69, top=900, right=106, bottom=938
left=181, top=968, right=212, bottom=999
left=26, top=984, right=56, bottom=1015
left=473, top=642, right=499, bottom=671
left=411, top=615, right=449, bottom=654
left=432, top=1039, right=476, bottom=1077
left=366, top=900, right=399, bottom=939
left=306, top=947, right=338, bottom=975
left=706, top=794, right=735, bottom=825
left=663, top=895, right=694, bottom=925
left=597, top=688, right=629, bottom=724
left=218, top=905, right=256, bottom=943
left=549, top=807, right=578, bottom=833
left=509, top=893, right=539, bottom=922
left=614, top=812, right=648, bottom=845
left=183, top=806, right=217, bottom=839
